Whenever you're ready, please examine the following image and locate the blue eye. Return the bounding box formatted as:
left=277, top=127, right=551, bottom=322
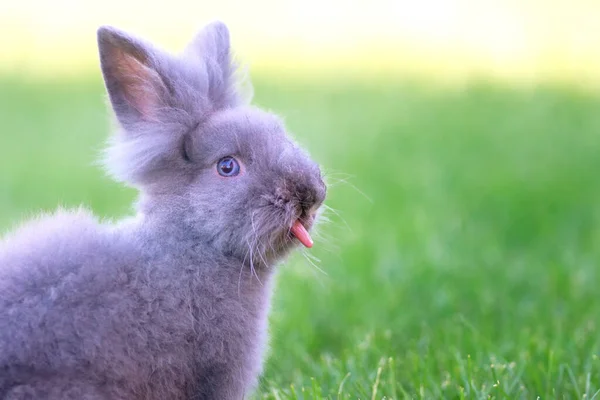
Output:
left=217, top=156, right=240, bottom=177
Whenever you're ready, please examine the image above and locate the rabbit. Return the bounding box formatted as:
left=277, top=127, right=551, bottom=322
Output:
left=0, top=21, right=326, bottom=400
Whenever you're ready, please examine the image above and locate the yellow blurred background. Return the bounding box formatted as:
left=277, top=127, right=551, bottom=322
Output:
left=2, top=0, right=600, bottom=86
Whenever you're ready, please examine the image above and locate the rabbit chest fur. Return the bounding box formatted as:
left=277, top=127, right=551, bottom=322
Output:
left=0, top=21, right=326, bottom=400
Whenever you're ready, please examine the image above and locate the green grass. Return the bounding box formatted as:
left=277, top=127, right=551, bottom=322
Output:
left=1, top=73, right=600, bottom=399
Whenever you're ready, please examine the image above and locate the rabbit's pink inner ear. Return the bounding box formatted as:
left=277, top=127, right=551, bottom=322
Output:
left=111, top=50, right=165, bottom=121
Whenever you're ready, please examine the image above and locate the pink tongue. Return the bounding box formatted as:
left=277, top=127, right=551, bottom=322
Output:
left=291, top=220, right=313, bottom=248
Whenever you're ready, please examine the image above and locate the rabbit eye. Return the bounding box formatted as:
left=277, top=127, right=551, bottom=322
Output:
left=217, top=156, right=240, bottom=177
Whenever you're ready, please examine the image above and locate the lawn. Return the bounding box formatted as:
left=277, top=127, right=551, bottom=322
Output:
left=1, top=73, right=599, bottom=399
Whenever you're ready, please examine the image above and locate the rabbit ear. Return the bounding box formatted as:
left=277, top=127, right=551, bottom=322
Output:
left=185, top=21, right=240, bottom=109
left=97, top=26, right=171, bottom=127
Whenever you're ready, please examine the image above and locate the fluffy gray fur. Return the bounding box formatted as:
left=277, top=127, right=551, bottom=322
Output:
left=0, top=21, right=326, bottom=400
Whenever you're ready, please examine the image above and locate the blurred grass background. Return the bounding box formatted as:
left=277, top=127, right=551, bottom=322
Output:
left=2, top=1, right=600, bottom=398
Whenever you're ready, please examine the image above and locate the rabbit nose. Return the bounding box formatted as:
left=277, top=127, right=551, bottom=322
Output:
left=296, top=178, right=326, bottom=215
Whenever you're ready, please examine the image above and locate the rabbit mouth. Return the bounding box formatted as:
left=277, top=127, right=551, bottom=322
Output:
left=290, top=220, right=313, bottom=248
left=254, top=213, right=318, bottom=266
left=287, top=209, right=319, bottom=248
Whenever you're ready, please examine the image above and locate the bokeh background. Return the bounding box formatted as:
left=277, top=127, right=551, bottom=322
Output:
left=2, top=1, right=600, bottom=398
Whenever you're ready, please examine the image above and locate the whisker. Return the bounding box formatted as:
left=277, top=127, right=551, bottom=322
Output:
left=303, top=250, right=321, bottom=264
left=238, top=243, right=250, bottom=297
left=330, top=178, right=372, bottom=204
left=320, top=204, right=353, bottom=235
left=247, top=237, right=263, bottom=286
left=322, top=168, right=373, bottom=204
left=301, top=249, right=328, bottom=276
left=254, top=235, right=270, bottom=273
left=311, top=230, right=341, bottom=255
left=249, top=211, right=270, bottom=276
left=323, top=170, right=357, bottom=179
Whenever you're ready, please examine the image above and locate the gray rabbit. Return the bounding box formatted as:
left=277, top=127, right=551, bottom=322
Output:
left=0, top=21, right=326, bottom=400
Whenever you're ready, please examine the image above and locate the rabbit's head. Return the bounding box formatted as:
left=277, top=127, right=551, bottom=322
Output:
left=97, top=22, right=326, bottom=265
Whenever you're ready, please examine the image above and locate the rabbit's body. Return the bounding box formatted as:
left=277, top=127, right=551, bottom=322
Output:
left=0, top=209, right=271, bottom=399
left=0, top=21, right=325, bottom=400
